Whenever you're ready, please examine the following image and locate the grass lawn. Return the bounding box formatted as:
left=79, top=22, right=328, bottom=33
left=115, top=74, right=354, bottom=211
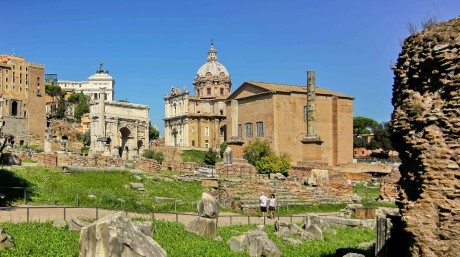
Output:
left=353, top=181, right=397, bottom=208
left=0, top=166, right=204, bottom=212
left=0, top=220, right=375, bottom=257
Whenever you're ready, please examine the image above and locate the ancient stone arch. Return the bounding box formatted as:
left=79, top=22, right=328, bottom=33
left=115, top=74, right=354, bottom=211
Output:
left=90, top=89, right=150, bottom=160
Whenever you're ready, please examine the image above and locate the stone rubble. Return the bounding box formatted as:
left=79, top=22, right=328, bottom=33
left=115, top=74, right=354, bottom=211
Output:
left=185, top=192, right=220, bottom=238
left=228, top=225, right=283, bottom=257
left=79, top=212, right=166, bottom=257
left=0, top=228, right=14, bottom=250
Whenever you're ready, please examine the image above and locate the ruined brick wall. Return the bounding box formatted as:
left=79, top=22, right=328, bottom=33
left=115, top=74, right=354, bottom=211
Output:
left=35, top=153, right=125, bottom=168
left=215, top=163, right=257, bottom=176
left=135, top=159, right=162, bottom=172
left=391, top=17, right=460, bottom=257
left=379, top=167, right=401, bottom=200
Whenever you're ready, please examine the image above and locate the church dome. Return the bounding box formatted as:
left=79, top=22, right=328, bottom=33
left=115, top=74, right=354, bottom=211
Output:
left=196, top=42, right=229, bottom=78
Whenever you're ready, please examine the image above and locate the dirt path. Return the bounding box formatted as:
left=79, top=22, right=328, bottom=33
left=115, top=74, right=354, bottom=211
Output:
left=0, top=205, right=324, bottom=226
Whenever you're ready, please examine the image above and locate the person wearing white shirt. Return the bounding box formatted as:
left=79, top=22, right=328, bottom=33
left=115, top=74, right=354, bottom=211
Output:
left=259, top=192, right=269, bottom=218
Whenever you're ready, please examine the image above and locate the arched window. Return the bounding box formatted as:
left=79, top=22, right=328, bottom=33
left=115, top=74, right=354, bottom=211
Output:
left=11, top=101, right=18, bottom=116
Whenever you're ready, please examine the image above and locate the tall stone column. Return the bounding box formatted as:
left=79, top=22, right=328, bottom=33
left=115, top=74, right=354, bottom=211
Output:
left=95, top=88, right=107, bottom=154
left=99, top=88, right=106, bottom=138
left=300, top=71, right=323, bottom=166
left=307, top=71, right=317, bottom=137
left=227, top=99, right=244, bottom=159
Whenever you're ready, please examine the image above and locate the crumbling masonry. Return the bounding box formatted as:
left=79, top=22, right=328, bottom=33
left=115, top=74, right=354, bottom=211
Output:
left=391, top=17, right=460, bottom=257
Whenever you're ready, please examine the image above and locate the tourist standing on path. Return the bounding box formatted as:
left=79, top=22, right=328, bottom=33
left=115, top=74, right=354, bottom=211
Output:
left=269, top=193, right=277, bottom=219
left=259, top=192, right=269, bottom=218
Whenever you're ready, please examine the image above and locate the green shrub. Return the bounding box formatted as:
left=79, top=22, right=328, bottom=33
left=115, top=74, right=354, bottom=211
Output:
left=181, top=150, right=206, bottom=164
left=255, top=153, right=291, bottom=176
left=81, top=146, right=90, bottom=155
left=142, top=150, right=165, bottom=164
left=244, top=139, right=291, bottom=175
left=77, top=131, right=91, bottom=146
left=243, top=139, right=272, bottom=166
left=219, top=141, right=227, bottom=157
left=204, top=148, right=218, bottom=165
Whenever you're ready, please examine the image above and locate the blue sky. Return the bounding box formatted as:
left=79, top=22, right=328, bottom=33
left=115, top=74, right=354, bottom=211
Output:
left=2, top=0, right=459, bottom=135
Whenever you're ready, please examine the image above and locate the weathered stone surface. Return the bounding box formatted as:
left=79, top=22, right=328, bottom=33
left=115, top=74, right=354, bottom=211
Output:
left=79, top=212, right=166, bottom=257
left=0, top=153, right=21, bottom=165
left=322, top=226, right=337, bottom=235
left=275, top=221, right=323, bottom=241
left=69, top=218, right=90, bottom=232
left=201, top=178, right=219, bottom=188
left=342, top=253, right=366, bottom=257
left=228, top=234, right=249, bottom=252
left=306, top=214, right=375, bottom=228
left=133, top=221, right=154, bottom=237
left=302, top=224, right=323, bottom=240
left=391, top=16, right=460, bottom=257
left=0, top=228, right=14, bottom=250
left=198, top=192, right=220, bottom=218
left=358, top=241, right=374, bottom=249
left=130, top=183, right=145, bottom=191
left=185, top=217, right=218, bottom=238
left=228, top=225, right=282, bottom=257
left=282, top=237, right=302, bottom=245
left=335, top=248, right=368, bottom=257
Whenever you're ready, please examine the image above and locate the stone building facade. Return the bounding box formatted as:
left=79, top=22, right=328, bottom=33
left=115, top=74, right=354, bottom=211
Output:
left=90, top=89, right=149, bottom=159
left=164, top=41, right=230, bottom=148
left=58, top=63, right=115, bottom=101
left=226, top=71, right=354, bottom=166
left=0, top=54, right=46, bottom=143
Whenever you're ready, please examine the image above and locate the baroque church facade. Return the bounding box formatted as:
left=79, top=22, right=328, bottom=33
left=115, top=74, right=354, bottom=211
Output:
left=164, top=42, right=231, bottom=148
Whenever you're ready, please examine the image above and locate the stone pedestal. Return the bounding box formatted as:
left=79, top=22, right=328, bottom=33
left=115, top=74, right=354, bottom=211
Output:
left=227, top=137, right=244, bottom=159
left=300, top=136, right=323, bottom=161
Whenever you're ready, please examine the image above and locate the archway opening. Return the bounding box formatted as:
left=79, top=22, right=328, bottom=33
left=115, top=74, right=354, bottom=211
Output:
left=11, top=101, right=18, bottom=116
left=118, top=127, right=131, bottom=157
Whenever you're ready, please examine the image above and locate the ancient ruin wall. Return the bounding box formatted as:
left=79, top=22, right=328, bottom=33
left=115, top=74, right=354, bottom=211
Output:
left=391, top=17, right=460, bottom=257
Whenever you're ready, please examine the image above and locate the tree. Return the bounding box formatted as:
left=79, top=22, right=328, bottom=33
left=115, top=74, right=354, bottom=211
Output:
left=353, top=137, right=368, bottom=148
left=367, top=122, right=393, bottom=158
left=353, top=116, right=378, bottom=136
left=243, top=139, right=272, bottom=167
left=68, top=93, right=90, bottom=122
left=204, top=148, right=218, bottom=165
left=243, top=139, right=291, bottom=175
left=148, top=123, right=160, bottom=140
left=55, top=94, right=67, bottom=119
left=45, top=84, right=67, bottom=119
left=77, top=131, right=91, bottom=146
left=45, top=84, right=62, bottom=98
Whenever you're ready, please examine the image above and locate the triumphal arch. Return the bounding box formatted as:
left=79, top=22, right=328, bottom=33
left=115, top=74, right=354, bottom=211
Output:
left=90, top=89, right=150, bottom=159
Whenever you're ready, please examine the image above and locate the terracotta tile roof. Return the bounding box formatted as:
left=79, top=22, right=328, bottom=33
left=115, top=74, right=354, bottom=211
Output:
left=246, top=81, right=353, bottom=98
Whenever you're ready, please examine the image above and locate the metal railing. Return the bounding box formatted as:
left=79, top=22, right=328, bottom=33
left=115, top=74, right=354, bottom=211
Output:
left=0, top=186, right=347, bottom=215
left=0, top=205, right=335, bottom=227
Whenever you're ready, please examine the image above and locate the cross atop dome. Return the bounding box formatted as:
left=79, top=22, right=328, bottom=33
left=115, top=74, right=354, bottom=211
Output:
left=207, top=39, right=218, bottom=62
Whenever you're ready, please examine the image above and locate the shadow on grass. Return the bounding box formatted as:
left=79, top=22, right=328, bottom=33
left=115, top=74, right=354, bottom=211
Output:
left=0, top=168, right=35, bottom=206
